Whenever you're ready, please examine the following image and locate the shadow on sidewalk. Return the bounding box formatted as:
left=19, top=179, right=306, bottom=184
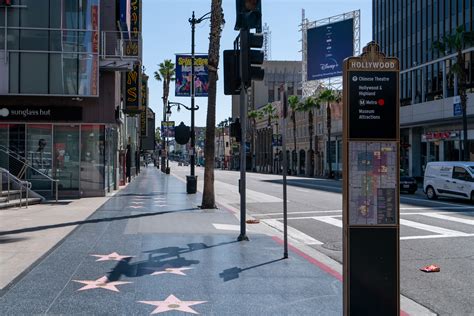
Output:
left=105, top=240, right=240, bottom=282
left=0, top=208, right=198, bottom=237
left=219, top=258, right=285, bottom=282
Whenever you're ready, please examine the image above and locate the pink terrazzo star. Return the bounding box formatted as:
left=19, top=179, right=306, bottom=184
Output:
left=90, top=252, right=134, bottom=262
left=72, top=276, right=131, bottom=292
left=151, top=267, right=193, bottom=276
left=138, top=294, right=206, bottom=314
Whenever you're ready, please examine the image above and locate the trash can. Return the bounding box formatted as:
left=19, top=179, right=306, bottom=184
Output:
left=186, top=175, right=197, bottom=194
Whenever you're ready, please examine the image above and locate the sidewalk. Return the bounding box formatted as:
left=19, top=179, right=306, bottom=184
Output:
left=0, top=167, right=343, bottom=315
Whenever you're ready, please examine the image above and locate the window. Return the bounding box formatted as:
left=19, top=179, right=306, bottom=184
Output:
left=453, top=166, right=471, bottom=181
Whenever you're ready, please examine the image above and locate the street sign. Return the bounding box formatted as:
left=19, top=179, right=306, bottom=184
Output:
left=453, top=96, right=462, bottom=116
left=343, top=42, right=400, bottom=315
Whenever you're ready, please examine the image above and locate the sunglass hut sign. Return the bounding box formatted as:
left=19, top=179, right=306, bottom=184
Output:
left=0, top=106, right=82, bottom=121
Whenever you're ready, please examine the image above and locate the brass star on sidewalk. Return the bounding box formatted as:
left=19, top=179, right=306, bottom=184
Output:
left=151, top=267, right=193, bottom=276
left=73, top=276, right=131, bottom=292
left=90, top=252, right=134, bottom=262
left=138, top=294, right=206, bottom=314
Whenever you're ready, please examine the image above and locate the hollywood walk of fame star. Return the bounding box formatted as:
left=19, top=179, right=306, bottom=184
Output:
left=90, top=252, right=134, bottom=262
left=151, top=267, right=193, bottom=276
left=73, top=276, right=132, bottom=292
left=138, top=294, right=206, bottom=314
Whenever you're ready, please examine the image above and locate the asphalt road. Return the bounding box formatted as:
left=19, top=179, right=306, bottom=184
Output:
left=171, top=163, right=474, bottom=315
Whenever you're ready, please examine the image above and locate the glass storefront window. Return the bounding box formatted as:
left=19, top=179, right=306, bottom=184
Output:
left=54, top=125, right=80, bottom=191
left=27, top=124, right=53, bottom=190
left=81, top=125, right=105, bottom=192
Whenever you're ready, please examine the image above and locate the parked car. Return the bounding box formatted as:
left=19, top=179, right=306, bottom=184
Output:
left=400, top=176, right=417, bottom=194
left=423, top=161, right=474, bottom=201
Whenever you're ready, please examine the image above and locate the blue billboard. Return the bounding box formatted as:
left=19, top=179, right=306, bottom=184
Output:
left=307, top=18, right=354, bottom=80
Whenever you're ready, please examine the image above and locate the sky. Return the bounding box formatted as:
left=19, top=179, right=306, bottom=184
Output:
left=142, top=0, right=373, bottom=127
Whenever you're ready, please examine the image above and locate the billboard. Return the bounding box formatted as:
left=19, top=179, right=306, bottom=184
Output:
left=175, top=55, right=209, bottom=97
left=307, top=18, right=354, bottom=80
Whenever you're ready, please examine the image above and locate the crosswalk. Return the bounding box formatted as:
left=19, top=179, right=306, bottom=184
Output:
left=259, top=210, right=474, bottom=246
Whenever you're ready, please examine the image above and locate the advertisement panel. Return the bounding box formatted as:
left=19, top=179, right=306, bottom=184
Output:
left=175, top=55, right=209, bottom=97
left=161, top=121, right=175, bottom=138
left=307, top=18, right=354, bottom=80
left=125, top=0, right=139, bottom=56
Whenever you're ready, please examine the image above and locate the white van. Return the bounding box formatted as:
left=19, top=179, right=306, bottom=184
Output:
left=423, top=162, right=474, bottom=201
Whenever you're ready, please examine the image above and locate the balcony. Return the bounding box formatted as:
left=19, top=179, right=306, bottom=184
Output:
left=99, top=31, right=142, bottom=72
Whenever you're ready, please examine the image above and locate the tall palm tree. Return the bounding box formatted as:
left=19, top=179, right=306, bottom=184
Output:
left=317, top=89, right=340, bottom=178
left=248, top=109, right=263, bottom=171
left=288, top=95, right=300, bottom=175
left=433, top=26, right=474, bottom=161
left=154, top=59, right=175, bottom=171
left=201, top=0, right=224, bottom=209
left=298, top=96, right=318, bottom=177
left=261, top=103, right=279, bottom=173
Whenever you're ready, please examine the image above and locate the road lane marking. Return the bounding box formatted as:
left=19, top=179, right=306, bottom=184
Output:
left=311, top=216, right=343, bottom=228
left=212, top=224, right=241, bottom=231
left=400, top=219, right=469, bottom=236
left=296, top=188, right=310, bottom=193
left=400, top=233, right=474, bottom=240
left=400, top=196, right=468, bottom=207
left=262, top=219, right=323, bottom=245
left=418, top=212, right=474, bottom=226
left=252, top=210, right=342, bottom=217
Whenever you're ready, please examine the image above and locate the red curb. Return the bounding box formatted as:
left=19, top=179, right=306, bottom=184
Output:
left=271, top=236, right=410, bottom=316
left=271, top=236, right=342, bottom=281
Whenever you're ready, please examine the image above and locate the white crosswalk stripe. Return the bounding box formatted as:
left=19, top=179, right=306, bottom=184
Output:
left=269, top=212, right=474, bottom=243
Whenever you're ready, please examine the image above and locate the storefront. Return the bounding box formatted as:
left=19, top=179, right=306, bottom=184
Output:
left=0, top=106, right=117, bottom=198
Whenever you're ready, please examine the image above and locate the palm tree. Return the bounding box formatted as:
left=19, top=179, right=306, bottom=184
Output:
left=248, top=109, right=263, bottom=171
left=317, top=88, right=340, bottom=178
left=432, top=26, right=474, bottom=161
left=261, top=103, right=279, bottom=173
left=201, top=0, right=224, bottom=209
left=154, top=59, right=175, bottom=171
left=298, top=96, right=318, bottom=177
left=217, top=118, right=229, bottom=167
left=288, top=95, right=300, bottom=175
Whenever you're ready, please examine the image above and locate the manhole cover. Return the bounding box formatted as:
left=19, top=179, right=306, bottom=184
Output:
left=322, top=241, right=342, bottom=251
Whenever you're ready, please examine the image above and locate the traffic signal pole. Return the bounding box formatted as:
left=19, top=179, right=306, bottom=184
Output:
left=238, top=29, right=249, bottom=242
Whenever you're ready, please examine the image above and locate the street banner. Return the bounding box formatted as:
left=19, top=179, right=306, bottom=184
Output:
left=272, top=134, right=282, bottom=147
left=175, top=55, right=209, bottom=97
left=161, top=121, right=175, bottom=138
left=342, top=41, right=400, bottom=315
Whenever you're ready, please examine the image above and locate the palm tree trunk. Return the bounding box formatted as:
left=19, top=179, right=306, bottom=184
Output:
left=201, top=0, right=223, bottom=209
left=458, top=52, right=469, bottom=161
left=308, top=110, right=314, bottom=177
left=292, top=113, right=297, bottom=175
left=327, top=103, right=332, bottom=178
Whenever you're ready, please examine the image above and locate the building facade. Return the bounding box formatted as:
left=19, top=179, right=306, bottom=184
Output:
left=0, top=0, right=145, bottom=198
left=373, top=0, right=474, bottom=177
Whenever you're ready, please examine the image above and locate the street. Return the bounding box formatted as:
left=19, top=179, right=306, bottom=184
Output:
left=173, top=163, right=474, bottom=315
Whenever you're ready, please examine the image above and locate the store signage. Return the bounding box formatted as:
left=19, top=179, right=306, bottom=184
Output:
left=424, top=131, right=458, bottom=141
left=124, top=63, right=142, bottom=114
left=342, top=42, right=400, bottom=315
left=0, top=106, right=82, bottom=121
left=125, top=0, right=139, bottom=57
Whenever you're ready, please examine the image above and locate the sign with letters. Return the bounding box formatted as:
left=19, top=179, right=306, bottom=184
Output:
left=342, top=42, right=400, bottom=315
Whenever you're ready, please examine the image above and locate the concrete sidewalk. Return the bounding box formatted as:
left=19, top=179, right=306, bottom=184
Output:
left=0, top=167, right=345, bottom=315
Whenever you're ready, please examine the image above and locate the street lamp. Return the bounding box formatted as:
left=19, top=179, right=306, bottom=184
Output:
left=165, top=106, right=172, bottom=174
left=167, top=101, right=199, bottom=179
left=187, top=10, right=211, bottom=194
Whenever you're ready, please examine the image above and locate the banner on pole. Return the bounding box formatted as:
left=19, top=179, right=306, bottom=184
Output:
left=175, top=55, right=209, bottom=97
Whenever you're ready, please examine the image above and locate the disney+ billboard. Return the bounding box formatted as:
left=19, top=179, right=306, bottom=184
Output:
left=307, top=18, right=354, bottom=81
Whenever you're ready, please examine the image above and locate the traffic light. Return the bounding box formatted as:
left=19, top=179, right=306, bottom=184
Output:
left=240, top=30, right=264, bottom=88
left=235, top=0, right=262, bottom=32
left=230, top=118, right=241, bottom=142
left=223, top=50, right=241, bottom=95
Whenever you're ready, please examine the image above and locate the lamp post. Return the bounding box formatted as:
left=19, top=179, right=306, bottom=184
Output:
left=167, top=101, right=199, bottom=176
left=165, top=106, right=172, bottom=174
left=187, top=10, right=211, bottom=194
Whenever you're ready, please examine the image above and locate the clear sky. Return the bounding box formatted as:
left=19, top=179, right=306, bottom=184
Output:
left=142, top=0, right=372, bottom=127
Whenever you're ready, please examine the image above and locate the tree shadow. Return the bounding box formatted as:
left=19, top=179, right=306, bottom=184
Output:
left=0, top=207, right=198, bottom=237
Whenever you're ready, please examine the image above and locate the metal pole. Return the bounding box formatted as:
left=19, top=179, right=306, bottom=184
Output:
left=238, top=84, right=248, bottom=241
left=56, top=180, right=58, bottom=202
left=282, top=89, right=288, bottom=258
left=190, top=11, right=196, bottom=177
